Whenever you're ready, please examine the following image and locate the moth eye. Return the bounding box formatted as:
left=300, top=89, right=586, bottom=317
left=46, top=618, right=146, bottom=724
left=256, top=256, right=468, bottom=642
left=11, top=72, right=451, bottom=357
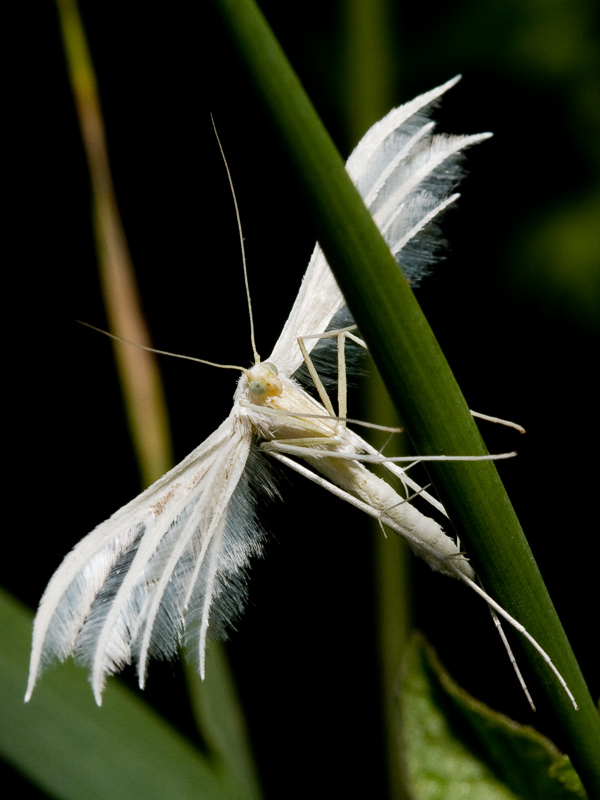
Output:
left=262, top=362, right=278, bottom=376
left=248, top=380, right=267, bottom=395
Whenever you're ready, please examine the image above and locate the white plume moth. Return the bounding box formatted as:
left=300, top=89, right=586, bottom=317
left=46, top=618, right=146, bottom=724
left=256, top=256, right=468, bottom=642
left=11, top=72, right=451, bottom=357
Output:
left=25, top=76, right=576, bottom=710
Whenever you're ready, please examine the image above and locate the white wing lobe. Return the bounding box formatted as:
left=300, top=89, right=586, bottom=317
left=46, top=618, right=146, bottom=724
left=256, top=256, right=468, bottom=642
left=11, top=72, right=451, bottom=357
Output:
left=269, top=75, right=491, bottom=375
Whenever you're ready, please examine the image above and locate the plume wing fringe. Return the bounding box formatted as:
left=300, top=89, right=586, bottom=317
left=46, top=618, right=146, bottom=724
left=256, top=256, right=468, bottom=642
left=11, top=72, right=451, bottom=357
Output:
left=26, top=415, right=256, bottom=703
left=269, top=75, right=491, bottom=374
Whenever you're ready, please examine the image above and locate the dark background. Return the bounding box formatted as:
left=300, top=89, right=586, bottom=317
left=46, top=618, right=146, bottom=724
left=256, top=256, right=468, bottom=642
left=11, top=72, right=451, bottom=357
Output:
left=3, top=1, right=599, bottom=797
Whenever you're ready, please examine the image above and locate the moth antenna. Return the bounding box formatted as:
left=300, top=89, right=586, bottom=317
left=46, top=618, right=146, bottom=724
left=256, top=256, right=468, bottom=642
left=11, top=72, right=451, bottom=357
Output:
left=210, top=113, right=260, bottom=366
left=77, top=320, right=249, bottom=375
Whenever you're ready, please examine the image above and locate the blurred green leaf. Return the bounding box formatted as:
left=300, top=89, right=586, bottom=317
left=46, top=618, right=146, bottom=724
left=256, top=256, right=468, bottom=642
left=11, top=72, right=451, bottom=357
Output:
left=184, top=644, right=262, bottom=800
left=0, top=588, right=234, bottom=800
left=398, top=635, right=586, bottom=800
left=511, top=195, right=600, bottom=331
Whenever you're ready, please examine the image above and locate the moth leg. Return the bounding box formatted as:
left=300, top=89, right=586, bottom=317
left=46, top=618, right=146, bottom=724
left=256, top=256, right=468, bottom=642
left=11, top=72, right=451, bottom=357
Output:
left=444, top=563, right=578, bottom=710
left=269, top=454, right=573, bottom=711
left=470, top=410, right=526, bottom=434
left=296, top=332, right=336, bottom=418
left=258, top=327, right=366, bottom=456
left=304, top=328, right=525, bottom=434
left=298, top=325, right=367, bottom=428
left=487, top=605, right=536, bottom=710
left=296, top=328, right=442, bottom=509
left=262, top=436, right=343, bottom=450
left=261, top=441, right=515, bottom=464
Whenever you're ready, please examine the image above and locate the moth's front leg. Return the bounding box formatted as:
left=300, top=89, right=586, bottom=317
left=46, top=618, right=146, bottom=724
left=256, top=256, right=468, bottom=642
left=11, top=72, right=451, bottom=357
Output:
left=297, top=325, right=366, bottom=428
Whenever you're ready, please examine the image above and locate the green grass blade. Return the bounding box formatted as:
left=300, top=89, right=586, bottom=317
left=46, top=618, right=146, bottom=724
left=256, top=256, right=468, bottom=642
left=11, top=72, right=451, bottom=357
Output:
left=184, top=644, right=262, bottom=800
left=55, top=0, right=173, bottom=487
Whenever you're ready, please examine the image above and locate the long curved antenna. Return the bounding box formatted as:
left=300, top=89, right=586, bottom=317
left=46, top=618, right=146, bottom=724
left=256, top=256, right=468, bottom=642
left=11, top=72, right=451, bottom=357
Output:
left=77, top=321, right=249, bottom=375
left=210, top=114, right=260, bottom=365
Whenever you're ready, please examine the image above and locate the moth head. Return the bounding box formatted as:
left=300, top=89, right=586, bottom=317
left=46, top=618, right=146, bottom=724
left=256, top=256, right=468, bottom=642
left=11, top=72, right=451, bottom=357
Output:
left=245, top=362, right=283, bottom=403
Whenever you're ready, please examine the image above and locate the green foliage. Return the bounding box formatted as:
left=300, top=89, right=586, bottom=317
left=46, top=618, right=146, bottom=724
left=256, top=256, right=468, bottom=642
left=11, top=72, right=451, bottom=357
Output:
left=0, top=589, right=236, bottom=800
left=398, top=635, right=586, bottom=800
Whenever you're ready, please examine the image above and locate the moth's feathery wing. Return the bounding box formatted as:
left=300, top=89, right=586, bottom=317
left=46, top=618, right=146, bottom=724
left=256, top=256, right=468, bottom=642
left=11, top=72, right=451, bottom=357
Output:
left=268, top=75, right=490, bottom=376
left=132, top=425, right=255, bottom=691
left=26, top=413, right=252, bottom=702
left=85, top=423, right=253, bottom=702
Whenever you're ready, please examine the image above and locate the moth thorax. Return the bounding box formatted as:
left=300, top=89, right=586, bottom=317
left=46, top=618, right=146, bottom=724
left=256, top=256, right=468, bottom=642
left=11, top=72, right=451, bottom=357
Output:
left=247, top=362, right=283, bottom=403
